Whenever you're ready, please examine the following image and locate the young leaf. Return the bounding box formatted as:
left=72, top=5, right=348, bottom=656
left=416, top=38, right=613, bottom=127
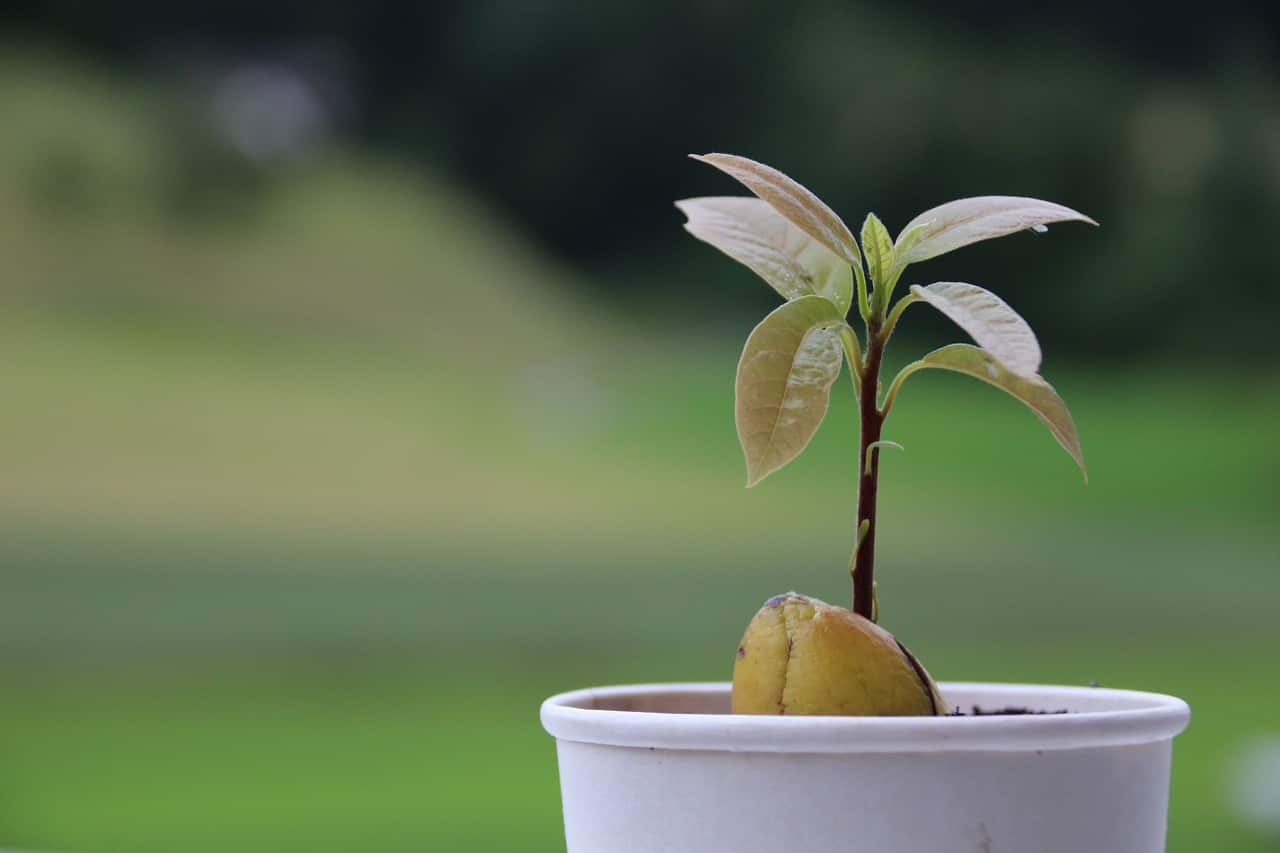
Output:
left=896, top=196, right=1097, bottom=265
left=864, top=439, right=904, bottom=475
left=736, top=295, right=847, bottom=486
left=892, top=220, right=932, bottom=263
left=676, top=196, right=853, bottom=314
left=861, top=212, right=895, bottom=292
left=691, top=153, right=862, bottom=268
left=910, top=282, right=1042, bottom=376
left=904, top=344, right=1085, bottom=478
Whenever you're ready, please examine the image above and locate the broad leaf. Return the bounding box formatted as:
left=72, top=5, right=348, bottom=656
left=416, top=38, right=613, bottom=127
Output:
left=676, top=196, right=853, bottom=314
left=861, top=212, right=895, bottom=291
left=910, top=282, right=1041, bottom=376
left=911, top=344, right=1085, bottom=478
left=896, top=196, right=1097, bottom=265
left=691, top=153, right=862, bottom=267
left=736, top=296, right=847, bottom=486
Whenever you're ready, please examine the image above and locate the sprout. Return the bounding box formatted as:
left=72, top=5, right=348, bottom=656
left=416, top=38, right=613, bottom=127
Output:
left=679, top=153, right=1094, bottom=621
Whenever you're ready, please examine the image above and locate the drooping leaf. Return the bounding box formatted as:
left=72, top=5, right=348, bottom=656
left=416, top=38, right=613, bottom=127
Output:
left=907, top=344, right=1085, bottom=478
left=864, top=439, right=904, bottom=475
left=910, top=282, right=1042, bottom=376
left=736, top=296, right=848, bottom=486
left=867, top=439, right=904, bottom=454
left=896, top=196, right=1097, bottom=265
left=861, top=212, right=895, bottom=292
left=691, top=153, right=862, bottom=268
left=837, top=324, right=863, bottom=388
left=676, top=196, right=853, bottom=314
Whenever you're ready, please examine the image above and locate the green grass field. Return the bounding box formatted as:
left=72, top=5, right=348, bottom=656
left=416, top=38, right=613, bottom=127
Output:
left=3, top=310, right=1278, bottom=852
left=2, top=49, right=1279, bottom=853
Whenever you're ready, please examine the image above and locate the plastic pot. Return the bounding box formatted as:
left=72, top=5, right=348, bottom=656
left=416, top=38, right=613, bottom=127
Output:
left=541, top=681, right=1190, bottom=853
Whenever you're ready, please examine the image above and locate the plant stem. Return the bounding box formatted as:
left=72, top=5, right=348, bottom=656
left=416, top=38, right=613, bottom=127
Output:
left=852, top=320, right=886, bottom=620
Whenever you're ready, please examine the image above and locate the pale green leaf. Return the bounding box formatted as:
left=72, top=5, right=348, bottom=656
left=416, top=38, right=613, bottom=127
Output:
left=893, top=220, right=932, bottom=262
left=896, top=196, right=1097, bottom=265
left=864, top=439, right=904, bottom=475
left=691, top=153, right=862, bottom=268
left=837, top=324, right=863, bottom=388
left=867, top=439, right=904, bottom=453
left=736, top=296, right=847, bottom=486
left=910, top=344, right=1085, bottom=478
left=860, top=212, right=895, bottom=291
left=676, top=196, right=853, bottom=314
left=910, top=282, right=1042, bottom=376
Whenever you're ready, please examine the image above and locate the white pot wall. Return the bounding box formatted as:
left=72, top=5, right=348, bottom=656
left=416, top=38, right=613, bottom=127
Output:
left=541, top=682, right=1190, bottom=853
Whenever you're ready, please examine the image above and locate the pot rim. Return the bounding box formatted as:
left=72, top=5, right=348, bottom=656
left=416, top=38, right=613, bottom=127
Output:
left=541, top=681, right=1190, bottom=753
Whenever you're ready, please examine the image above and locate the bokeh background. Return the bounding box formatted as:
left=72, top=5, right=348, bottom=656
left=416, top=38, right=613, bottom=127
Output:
left=2, top=3, right=1279, bottom=851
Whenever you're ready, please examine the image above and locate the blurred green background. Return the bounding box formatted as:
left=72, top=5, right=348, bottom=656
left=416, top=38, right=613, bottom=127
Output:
left=1, top=4, right=1279, bottom=851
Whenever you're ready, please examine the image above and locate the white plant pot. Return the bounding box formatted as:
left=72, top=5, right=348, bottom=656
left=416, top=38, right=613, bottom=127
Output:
left=541, top=681, right=1190, bottom=853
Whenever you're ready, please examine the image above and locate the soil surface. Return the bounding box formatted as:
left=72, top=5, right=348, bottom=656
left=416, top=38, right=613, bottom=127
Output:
left=948, top=706, right=1069, bottom=716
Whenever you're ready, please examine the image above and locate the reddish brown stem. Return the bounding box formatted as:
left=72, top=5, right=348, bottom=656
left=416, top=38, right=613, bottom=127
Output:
left=852, top=323, right=886, bottom=620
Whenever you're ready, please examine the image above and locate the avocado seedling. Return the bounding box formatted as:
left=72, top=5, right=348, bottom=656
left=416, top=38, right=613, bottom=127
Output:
left=678, top=154, right=1093, bottom=716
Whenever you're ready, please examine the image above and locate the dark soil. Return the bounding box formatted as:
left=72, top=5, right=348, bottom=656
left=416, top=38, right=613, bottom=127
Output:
left=948, top=706, right=1070, bottom=716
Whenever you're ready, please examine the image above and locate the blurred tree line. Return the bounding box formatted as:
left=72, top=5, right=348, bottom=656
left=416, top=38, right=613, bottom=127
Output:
left=4, top=0, right=1279, bottom=364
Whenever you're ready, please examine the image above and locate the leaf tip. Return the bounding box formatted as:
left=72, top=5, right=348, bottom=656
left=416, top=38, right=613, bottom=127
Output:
left=1061, top=206, right=1099, bottom=228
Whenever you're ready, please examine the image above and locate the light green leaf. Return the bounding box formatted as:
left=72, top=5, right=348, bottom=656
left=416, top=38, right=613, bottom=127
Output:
left=896, top=196, right=1097, bottom=265
left=861, top=212, right=895, bottom=291
left=691, top=153, right=862, bottom=268
left=867, top=439, right=904, bottom=454
left=899, top=344, right=1085, bottom=478
left=736, top=296, right=847, bottom=486
left=910, top=282, right=1041, bottom=376
left=893, top=220, right=932, bottom=262
left=864, top=440, right=904, bottom=475
left=676, top=196, right=853, bottom=314
left=837, top=324, right=863, bottom=388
